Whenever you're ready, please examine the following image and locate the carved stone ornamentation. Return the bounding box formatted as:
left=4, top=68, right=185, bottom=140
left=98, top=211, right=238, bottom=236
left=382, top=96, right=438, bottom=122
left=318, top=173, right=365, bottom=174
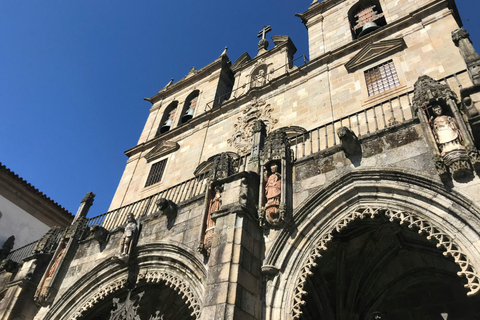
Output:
left=412, top=76, right=459, bottom=114
left=150, top=198, right=178, bottom=229
left=199, top=185, right=222, bottom=257
left=337, top=126, right=361, bottom=157
left=259, top=130, right=292, bottom=228
left=137, top=270, right=201, bottom=319
left=71, top=277, right=128, bottom=319
left=412, top=76, right=477, bottom=179
left=291, top=206, right=480, bottom=319
left=88, top=225, right=109, bottom=244
left=33, top=227, right=64, bottom=254
left=119, top=213, right=138, bottom=257
left=109, top=290, right=144, bottom=320
left=227, top=97, right=278, bottom=155
left=0, top=259, right=18, bottom=273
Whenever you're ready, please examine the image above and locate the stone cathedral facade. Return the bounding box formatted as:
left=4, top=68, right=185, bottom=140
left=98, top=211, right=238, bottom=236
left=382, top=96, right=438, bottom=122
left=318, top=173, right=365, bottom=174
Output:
left=2, top=0, right=480, bottom=319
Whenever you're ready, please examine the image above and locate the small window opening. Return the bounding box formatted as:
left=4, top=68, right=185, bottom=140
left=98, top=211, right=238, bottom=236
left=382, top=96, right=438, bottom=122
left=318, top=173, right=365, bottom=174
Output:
left=145, top=159, right=167, bottom=187
left=364, top=60, right=400, bottom=96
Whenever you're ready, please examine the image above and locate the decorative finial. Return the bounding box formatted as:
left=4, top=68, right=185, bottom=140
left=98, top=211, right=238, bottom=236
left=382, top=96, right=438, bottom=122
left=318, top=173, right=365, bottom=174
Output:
left=220, top=46, right=228, bottom=57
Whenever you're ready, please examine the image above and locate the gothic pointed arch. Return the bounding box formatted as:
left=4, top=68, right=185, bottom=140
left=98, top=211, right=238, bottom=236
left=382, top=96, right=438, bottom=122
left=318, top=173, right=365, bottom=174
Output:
left=262, top=169, right=480, bottom=320
left=43, top=242, right=206, bottom=320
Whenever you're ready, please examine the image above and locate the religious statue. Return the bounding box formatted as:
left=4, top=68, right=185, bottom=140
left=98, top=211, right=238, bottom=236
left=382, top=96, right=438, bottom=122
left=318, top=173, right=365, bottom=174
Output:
left=254, top=69, right=266, bottom=87
left=203, top=186, right=221, bottom=256
left=264, top=162, right=281, bottom=225
left=46, top=246, right=66, bottom=278
left=430, top=104, right=465, bottom=156
left=120, top=213, right=138, bottom=256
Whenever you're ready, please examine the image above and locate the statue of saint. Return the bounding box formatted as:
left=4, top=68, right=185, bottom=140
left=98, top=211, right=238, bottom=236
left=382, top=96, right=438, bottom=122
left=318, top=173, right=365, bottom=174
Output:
left=47, top=247, right=66, bottom=278
left=203, top=186, right=221, bottom=256
left=120, top=213, right=137, bottom=255
left=264, top=163, right=281, bottom=224
left=430, top=105, right=465, bottom=156
left=254, top=69, right=266, bottom=87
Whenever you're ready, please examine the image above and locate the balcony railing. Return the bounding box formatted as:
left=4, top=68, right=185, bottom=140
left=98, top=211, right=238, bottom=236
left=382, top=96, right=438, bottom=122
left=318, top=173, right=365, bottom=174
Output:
left=87, top=153, right=251, bottom=231
left=289, top=70, right=468, bottom=160
left=87, top=70, right=468, bottom=231
left=6, top=241, right=38, bottom=264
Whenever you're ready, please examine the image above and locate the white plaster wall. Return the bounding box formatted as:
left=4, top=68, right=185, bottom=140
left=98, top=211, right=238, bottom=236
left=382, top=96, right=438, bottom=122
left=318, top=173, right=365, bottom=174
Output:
left=0, top=195, right=50, bottom=249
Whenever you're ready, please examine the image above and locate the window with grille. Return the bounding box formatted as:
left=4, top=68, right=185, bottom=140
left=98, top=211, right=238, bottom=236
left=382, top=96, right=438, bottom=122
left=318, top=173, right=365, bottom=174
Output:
left=364, top=60, right=400, bottom=96
left=145, top=159, right=167, bottom=187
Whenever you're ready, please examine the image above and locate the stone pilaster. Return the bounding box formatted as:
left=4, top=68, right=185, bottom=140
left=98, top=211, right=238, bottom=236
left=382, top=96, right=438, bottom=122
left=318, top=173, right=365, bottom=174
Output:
left=248, top=120, right=266, bottom=174
left=452, top=28, right=480, bottom=86
left=200, top=172, right=263, bottom=320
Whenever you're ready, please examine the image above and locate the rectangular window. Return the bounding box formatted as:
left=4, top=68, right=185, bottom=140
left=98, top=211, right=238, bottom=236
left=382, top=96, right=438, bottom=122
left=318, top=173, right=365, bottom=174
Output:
left=145, top=159, right=167, bottom=187
left=365, top=60, right=400, bottom=96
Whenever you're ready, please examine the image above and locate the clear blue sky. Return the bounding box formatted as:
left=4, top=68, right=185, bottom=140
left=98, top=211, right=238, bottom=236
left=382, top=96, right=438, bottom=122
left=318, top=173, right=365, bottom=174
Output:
left=1, top=1, right=479, bottom=218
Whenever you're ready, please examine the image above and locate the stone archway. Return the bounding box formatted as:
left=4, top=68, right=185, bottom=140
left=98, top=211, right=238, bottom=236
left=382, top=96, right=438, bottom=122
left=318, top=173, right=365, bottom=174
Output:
left=76, top=281, right=196, bottom=320
left=43, top=243, right=205, bottom=320
left=262, top=169, right=480, bottom=320
left=292, top=206, right=480, bottom=320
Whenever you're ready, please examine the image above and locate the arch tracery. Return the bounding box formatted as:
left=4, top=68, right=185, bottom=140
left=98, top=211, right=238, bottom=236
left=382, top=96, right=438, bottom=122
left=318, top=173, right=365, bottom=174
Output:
left=44, top=243, right=205, bottom=320
left=262, top=169, right=480, bottom=320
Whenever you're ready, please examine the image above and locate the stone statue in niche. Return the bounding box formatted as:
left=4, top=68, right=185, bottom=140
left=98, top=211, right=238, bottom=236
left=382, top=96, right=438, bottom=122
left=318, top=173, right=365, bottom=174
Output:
left=120, top=213, right=138, bottom=256
left=46, top=246, right=66, bottom=278
left=264, top=162, right=281, bottom=225
left=254, top=69, right=266, bottom=87
left=429, top=104, right=465, bottom=156
left=203, top=186, right=221, bottom=256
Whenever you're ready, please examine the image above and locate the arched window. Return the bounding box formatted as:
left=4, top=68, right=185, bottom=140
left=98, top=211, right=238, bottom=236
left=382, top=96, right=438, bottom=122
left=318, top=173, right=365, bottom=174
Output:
left=156, top=101, right=178, bottom=136
left=348, top=0, right=386, bottom=39
left=179, top=90, right=199, bottom=125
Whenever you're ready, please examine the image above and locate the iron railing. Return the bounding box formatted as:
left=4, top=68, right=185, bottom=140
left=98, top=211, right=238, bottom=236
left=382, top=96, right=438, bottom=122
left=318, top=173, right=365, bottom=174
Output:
left=6, top=241, right=38, bottom=264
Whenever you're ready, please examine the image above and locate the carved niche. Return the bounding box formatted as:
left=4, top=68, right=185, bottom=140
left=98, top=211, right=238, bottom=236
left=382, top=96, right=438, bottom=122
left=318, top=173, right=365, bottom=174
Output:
left=194, top=152, right=239, bottom=181
left=228, top=97, right=278, bottom=154
left=198, top=185, right=222, bottom=257
left=258, top=129, right=292, bottom=228
left=412, top=75, right=480, bottom=179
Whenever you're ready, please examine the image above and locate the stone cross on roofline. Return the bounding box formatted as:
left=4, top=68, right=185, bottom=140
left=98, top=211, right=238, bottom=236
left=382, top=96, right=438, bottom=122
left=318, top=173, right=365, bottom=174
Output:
left=257, top=25, right=272, bottom=53
left=257, top=25, right=272, bottom=40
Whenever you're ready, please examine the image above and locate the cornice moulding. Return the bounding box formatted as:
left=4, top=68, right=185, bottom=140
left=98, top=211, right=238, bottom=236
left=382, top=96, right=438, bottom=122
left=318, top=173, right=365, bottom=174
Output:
left=148, top=55, right=229, bottom=104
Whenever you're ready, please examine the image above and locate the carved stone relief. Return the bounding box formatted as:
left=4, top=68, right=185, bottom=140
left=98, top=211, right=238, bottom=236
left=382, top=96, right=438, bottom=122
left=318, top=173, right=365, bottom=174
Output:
left=119, top=213, right=138, bottom=257
left=228, top=97, right=278, bottom=155
left=412, top=75, right=478, bottom=179
left=291, top=206, right=480, bottom=319
left=199, top=185, right=222, bottom=257
left=258, top=130, right=292, bottom=228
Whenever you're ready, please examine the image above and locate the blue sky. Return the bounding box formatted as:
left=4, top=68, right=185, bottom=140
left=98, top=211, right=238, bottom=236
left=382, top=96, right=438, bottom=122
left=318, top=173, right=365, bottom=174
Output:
left=1, top=1, right=479, bottom=218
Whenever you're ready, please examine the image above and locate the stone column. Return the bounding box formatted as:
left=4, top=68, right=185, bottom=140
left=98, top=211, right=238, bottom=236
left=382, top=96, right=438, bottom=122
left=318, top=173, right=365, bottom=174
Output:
left=452, top=28, right=480, bottom=86
left=34, top=192, right=95, bottom=306
left=248, top=120, right=266, bottom=174
left=200, top=172, right=263, bottom=320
